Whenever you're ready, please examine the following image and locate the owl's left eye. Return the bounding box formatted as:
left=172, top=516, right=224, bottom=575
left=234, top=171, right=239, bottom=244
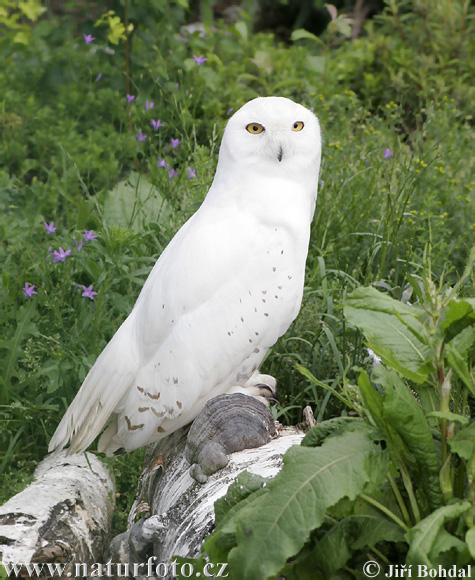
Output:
left=246, top=123, right=265, bottom=134
left=292, top=121, right=304, bottom=132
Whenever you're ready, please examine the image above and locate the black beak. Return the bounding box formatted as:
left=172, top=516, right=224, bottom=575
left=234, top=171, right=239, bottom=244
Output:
left=277, top=146, right=283, bottom=162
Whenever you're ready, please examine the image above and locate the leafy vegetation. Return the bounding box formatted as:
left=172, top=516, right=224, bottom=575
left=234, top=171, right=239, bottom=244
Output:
left=189, top=255, right=475, bottom=577
left=1, top=0, right=474, bottom=574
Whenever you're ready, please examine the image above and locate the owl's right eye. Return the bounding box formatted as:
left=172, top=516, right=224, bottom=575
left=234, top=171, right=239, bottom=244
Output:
left=246, top=123, right=265, bottom=134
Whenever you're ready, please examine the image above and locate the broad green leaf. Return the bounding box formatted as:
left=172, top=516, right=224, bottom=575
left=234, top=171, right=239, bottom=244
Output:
left=288, top=514, right=404, bottom=579
left=290, top=28, right=324, bottom=45
left=429, top=528, right=470, bottom=566
left=357, top=370, right=385, bottom=431
left=448, top=423, right=475, bottom=461
left=466, top=528, right=475, bottom=558
left=301, top=416, right=367, bottom=447
left=344, top=287, right=432, bottom=383
left=204, top=473, right=270, bottom=563
left=345, top=286, right=421, bottom=318
left=214, top=471, right=270, bottom=526
left=406, top=501, right=470, bottom=566
left=103, top=172, right=172, bottom=233
left=427, top=411, right=469, bottom=425
left=382, top=369, right=444, bottom=510
left=445, top=326, right=475, bottom=395
left=440, top=299, right=475, bottom=342
left=233, top=21, right=248, bottom=43
left=215, top=430, right=387, bottom=580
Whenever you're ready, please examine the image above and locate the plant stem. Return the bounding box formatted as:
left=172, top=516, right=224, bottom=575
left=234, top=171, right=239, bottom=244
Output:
left=388, top=472, right=413, bottom=527
left=439, top=364, right=451, bottom=467
left=360, top=493, right=410, bottom=532
left=389, top=0, right=407, bottom=40
left=124, top=0, right=130, bottom=99
left=369, top=547, right=391, bottom=566
left=399, top=461, right=421, bottom=523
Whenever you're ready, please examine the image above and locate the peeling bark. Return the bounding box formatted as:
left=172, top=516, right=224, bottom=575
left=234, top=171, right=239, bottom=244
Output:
left=0, top=452, right=115, bottom=575
left=109, top=425, right=304, bottom=571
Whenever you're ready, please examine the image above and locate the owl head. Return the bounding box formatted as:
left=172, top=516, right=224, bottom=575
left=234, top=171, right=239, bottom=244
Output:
left=219, top=96, right=322, bottom=173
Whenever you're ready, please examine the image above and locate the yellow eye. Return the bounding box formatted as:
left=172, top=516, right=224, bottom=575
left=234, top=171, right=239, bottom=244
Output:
left=246, top=123, right=265, bottom=134
left=292, top=121, right=304, bottom=132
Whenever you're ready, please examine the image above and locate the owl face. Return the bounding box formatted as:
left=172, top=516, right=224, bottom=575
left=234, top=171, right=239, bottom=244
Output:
left=220, top=96, right=321, bottom=170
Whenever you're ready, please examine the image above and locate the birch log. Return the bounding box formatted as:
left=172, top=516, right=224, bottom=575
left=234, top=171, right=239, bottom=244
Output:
left=0, top=451, right=115, bottom=575
left=109, top=425, right=304, bottom=570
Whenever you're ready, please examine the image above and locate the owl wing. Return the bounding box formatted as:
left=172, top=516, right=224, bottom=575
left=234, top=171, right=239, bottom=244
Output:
left=48, top=313, right=140, bottom=453
left=50, top=197, right=307, bottom=455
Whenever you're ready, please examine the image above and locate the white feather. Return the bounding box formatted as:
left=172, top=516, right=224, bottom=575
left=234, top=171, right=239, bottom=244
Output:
left=49, top=96, right=322, bottom=456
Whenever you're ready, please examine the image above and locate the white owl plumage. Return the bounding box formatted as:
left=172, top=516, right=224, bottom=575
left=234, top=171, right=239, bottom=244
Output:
left=49, top=96, right=322, bottom=456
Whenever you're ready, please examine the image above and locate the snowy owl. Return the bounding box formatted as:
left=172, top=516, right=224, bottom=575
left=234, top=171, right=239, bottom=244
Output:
left=49, top=96, right=322, bottom=456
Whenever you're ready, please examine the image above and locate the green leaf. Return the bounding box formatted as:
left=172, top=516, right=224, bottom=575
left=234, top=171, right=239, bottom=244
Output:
left=290, top=28, right=324, bottom=45
left=214, top=471, right=270, bottom=526
left=382, top=368, right=444, bottom=509
left=103, top=172, right=172, bottom=233
left=357, top=370, right=386, bottom=431
left=301, top=416, right=367, bottom=447
left=345, top=286, right=421, bottom=318
left=448, top=423, right=475, bottom=461
left=233, top=21, right=248, bottom=43
left=426, top=411, right=468, bottom=425
left=344, top=287, right=432, bottom=383
left=204, top=473, right=270, bottom=563
left=440, top=299, right=475, bottom=342
left=405, top=501, right=471, bottom=566
left=445, top=326, right=475, bottom=395
left=18, top=0, right=46, bottom=22
left=209, top=430, right=387, bottom=580
left=287, top=514, right=404, bottom=578
left=465, top=528, right=475, bottom=558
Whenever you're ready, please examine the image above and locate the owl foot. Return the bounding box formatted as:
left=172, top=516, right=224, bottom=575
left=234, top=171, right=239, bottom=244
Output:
left=185, top=393, right=276, bottom=483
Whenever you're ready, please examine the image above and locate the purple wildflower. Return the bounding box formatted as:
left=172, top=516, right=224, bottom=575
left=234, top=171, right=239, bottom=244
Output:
left=170, top=138, right=180, bottom=149
left=145, top=100, right=155, bottom=111
left=192, top=55, right=207, bottom=66
left=151, top=119, right=164, bottom=131
left=136, top=130, right=147, bottom=142
left=96, top=73, right=102, bottom=82
left=23, top=283, right=37, bottom=298
left=227, top=108, right=234, bottom=116
left=384, top=148, right=393, bottom=159
left=127, top=94, right=135, bottom=103
left=74, top=239, right=84, bottom=252
left=53, top=247, right=71, bottom=263
left=44, top=221, right=56, bottom=234
left=83, top=34, right=95, bottom=45
left=157, top=158, right=169, bottom=168
left=84, top=230, right=98, bottom=243
left=187, top=168, right=196, bottom=179
left=169, top=168, right=178, bottom=180
left=82, top=285, right=98, bottom=300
